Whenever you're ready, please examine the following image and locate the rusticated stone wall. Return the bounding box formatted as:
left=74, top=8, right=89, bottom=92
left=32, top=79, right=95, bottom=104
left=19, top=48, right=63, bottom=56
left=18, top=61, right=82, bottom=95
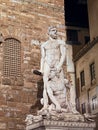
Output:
left=0, top=0, right=66, bottom=130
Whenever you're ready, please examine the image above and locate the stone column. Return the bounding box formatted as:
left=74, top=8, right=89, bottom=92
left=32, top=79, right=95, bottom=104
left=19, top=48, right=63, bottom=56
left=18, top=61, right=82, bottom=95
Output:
left=66, top=44, right=76, bottom=110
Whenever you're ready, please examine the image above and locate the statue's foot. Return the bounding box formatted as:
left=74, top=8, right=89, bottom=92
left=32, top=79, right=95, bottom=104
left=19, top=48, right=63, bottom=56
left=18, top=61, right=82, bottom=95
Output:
left=61, top=108, right=68, bottom=113
left=71, top=108, right=79, bottom=114
left=38, top=106, right=48, bottom=116
left=56, top=104, right=62, bottom=113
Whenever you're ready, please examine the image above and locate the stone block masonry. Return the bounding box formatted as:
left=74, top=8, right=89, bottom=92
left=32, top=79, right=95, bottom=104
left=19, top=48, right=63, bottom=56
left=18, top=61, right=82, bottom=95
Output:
left=0, top=0, right=66, bottom=130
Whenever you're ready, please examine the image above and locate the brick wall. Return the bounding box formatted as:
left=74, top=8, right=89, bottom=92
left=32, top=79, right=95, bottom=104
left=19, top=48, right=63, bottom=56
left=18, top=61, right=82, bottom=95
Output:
left=0, top=0, right=65, bottom=129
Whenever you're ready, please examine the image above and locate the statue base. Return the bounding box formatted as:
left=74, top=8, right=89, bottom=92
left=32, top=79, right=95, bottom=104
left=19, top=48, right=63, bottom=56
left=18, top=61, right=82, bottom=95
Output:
left=25, top=112, right=96, bottom=130
left=26, top=119, right=96, bottom=130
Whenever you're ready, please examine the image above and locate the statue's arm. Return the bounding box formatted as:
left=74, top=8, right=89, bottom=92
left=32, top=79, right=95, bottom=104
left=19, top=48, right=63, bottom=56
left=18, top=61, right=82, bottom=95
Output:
left=40, top=45, right=45, bottom=73
left=56, top=41, right=66, bottom=71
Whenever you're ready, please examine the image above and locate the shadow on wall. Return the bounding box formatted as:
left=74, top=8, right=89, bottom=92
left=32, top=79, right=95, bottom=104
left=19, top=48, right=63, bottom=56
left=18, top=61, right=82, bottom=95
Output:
left=29, top=79, right=43, bottom=114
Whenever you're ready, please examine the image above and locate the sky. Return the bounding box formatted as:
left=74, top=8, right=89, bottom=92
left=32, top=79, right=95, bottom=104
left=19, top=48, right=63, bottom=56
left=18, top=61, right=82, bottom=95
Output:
left=64, top=0, right=89, bottom=27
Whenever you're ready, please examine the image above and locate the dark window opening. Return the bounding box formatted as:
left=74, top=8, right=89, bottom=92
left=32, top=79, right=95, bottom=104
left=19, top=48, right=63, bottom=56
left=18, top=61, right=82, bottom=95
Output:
left=92, top=96, right=97, bottom=110
left=85, top=36, right=90, bottom=44
left=81, top=103, right=86, bottom=114
left=90, top=62, right=96, bottom=82
left=66, top=29, right=80, bottom=44
left=80, top=70, right=85, bottom=90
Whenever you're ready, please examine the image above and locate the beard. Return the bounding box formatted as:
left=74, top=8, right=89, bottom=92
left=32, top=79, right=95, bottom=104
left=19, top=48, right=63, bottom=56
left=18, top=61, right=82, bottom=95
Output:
left=50, top=34, right=57, bottom=39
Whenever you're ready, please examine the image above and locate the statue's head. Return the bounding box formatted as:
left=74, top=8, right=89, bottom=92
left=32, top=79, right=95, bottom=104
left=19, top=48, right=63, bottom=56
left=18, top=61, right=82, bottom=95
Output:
left=48, top=26, right=57, bottom=39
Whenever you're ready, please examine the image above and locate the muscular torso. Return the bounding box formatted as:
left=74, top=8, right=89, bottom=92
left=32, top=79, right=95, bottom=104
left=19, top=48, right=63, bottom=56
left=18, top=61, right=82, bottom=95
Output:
left=43, top=40, right=60, bottom=68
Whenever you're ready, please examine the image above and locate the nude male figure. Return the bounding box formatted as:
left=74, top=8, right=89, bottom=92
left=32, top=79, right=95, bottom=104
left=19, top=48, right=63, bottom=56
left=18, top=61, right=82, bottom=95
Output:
left=40, top=26, right=66, bottom=112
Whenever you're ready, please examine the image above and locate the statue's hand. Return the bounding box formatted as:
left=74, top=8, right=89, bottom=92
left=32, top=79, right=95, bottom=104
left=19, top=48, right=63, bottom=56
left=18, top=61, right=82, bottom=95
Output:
left=56, top=104, right=62, bottom=113
left=39, top=70, right=44, bottom=75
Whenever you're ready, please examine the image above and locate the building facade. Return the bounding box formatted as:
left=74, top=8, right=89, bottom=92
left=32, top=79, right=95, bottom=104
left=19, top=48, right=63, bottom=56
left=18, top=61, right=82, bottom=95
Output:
left=74, top=0, right=98, bottom=129
left=75, top=39, right=98, bottom=114
left=0, top=0, right=66, bottom=130
left=0, top=0, right=98, bottom=130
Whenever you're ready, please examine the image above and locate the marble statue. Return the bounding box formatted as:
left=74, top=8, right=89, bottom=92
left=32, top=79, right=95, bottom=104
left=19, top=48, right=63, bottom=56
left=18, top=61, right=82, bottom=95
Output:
left=25, top=27, right=96, bottom=129
left=38, top=26, right=69, bottom=114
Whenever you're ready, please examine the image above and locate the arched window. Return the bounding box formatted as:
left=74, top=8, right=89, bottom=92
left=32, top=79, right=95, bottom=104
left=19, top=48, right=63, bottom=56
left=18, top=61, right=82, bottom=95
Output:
left=3, top=38, right=21, bottom=79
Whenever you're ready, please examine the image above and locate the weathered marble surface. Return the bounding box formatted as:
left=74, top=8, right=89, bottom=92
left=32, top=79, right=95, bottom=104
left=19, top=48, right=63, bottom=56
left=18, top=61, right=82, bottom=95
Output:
left=26, top=119, right=96, bottom=130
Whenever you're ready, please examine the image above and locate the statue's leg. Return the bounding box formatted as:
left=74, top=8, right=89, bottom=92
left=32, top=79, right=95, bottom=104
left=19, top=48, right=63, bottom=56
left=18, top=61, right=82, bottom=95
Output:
left=42, top=62, right=51, bottom=110
left=42, top=75, right=49, bottom=109
left=47, top=83, right=62, bottom=112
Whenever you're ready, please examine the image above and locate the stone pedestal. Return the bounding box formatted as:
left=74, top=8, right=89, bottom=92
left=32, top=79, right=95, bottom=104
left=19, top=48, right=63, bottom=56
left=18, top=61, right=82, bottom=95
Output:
left=26, top=120, right=96, bottom=130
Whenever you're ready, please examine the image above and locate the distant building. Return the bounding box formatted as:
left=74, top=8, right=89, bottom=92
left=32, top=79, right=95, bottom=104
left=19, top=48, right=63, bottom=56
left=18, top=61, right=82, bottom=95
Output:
left=64, top=0, right=91, bottom=115
left=72, top=0, right=98, bottom=129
